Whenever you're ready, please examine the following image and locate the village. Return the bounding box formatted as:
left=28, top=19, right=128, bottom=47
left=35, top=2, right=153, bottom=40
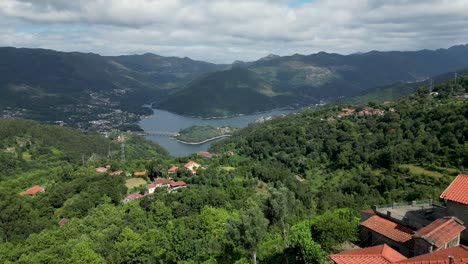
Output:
left=14, top=132, right=468, bottom=262
left=330, top=173, right=468, bottom=263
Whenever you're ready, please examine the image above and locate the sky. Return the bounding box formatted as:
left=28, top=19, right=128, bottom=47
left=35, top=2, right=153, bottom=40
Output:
left=1, top=0, right=468, bottom=63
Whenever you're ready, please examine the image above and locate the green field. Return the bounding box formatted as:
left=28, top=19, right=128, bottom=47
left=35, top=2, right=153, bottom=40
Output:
left=399, top=164, right=459, bottom=178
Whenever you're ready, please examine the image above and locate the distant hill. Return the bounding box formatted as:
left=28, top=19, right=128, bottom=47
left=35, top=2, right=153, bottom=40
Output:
left=341, top=68, right=468, bottom=104
left=3, top=45, right=468, bottom=121
left=0, top=47, right=224, bottom=129
left=157, top=45, right=468, bottom=117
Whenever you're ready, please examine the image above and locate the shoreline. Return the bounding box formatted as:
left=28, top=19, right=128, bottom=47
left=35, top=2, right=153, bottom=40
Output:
left=174, top=135, right=231, bottom=145
left=146, top=106, right=296, bottom=120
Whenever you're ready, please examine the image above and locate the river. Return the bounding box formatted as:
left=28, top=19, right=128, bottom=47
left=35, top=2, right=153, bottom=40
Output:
left=139, top=109, right=293, bottom=157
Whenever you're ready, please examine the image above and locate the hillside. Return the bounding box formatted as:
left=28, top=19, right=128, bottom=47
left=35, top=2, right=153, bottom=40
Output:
left=0, top=47, right=223, bottom=130
left=157, top=67, right=300, bottom=117
left=158, top=45, right=468, bottom=117
left=0, top=118, right=169, bottom=174
left=0, top=77, right=467, bottom=263
left=341, top=68, right=468, bottom=104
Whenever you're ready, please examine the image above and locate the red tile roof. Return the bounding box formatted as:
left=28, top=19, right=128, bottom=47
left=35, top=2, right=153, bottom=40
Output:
left=396, top=245, right=468, bottom=264
left=154, top=177, right=172, bottom=185
left=197, top=151, right=211, bottom=155
left=147, top=183, right=156, bottom=189
left=126, top=192, right=142, bottom=201
left=361, top=215, right=414, bottom=245
left=58, top=218, right=70, bottom=227
left=109, top=170, right=123, bottom=176
left=20, top=185, right=44, bottom=195
left=413, top=217, right=465, bottom=248
left=170, top=180, right=187, bottom=188
left=133, top=170, right=147, bottom=177
left=96, top=167, right=108, bottom=172
left=330, top=244, right=407, bottom=264
left=184, top=161, right=200, bottom=168
left=440, top=174, right=468, bottom=205
left=168, top=166, right=178, bottom=173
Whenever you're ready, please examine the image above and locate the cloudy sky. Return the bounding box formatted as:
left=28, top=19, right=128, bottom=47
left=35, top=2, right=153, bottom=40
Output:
left=1, top=0, right=468, bottom=63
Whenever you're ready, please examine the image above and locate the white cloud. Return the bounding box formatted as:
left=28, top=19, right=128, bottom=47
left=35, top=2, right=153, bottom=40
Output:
left=0, top=0, right=468, bottom=63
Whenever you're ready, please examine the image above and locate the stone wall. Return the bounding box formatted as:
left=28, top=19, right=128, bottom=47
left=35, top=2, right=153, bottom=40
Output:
left=446, top=201, right=468, bottom=242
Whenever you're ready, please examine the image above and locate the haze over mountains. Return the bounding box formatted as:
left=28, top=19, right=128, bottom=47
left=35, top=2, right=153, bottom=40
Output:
left=1, top=44, right=468, bottom=121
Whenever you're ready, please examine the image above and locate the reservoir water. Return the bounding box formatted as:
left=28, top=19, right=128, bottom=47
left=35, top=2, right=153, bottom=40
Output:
left=139, top=109, right=293, bottom=157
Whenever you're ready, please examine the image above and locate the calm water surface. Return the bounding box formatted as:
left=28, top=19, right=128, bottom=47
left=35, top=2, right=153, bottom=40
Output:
left=139, top=109, right=293, bottom=157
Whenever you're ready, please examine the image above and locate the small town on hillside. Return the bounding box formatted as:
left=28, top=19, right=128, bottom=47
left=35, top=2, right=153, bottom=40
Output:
left=330, top=173, right=468, bottom=263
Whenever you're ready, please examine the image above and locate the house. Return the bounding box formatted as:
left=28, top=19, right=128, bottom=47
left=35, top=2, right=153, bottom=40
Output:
left=197, top=151, right=213, bottom=158
left=123, top=192, right=142, bottom=203
left=58, top=218, right=70, bottom=228
left=184, top=161, right=201, bottom=174
left=330, top=244, right=406, bottom=264
left=168, top=166, right=179, bottom=173
left=154, top=177, right=172, bottom=188
left=96, top=167, right=108, bottom=173
left=133, top=170, right=148, bottom=177
left=116, top=135, right=125, bottom=142
left=360, top=201, right=465, bottom=258
left=105, top=164, right=111, bottom=169
left=20, top=185, right=45, bottom=195
left=396, top=245, right=468, bottom=264
left=109, top=170, right=124, bottom=176
left=413, top=216, right=465, bottom=255
left=360, top=214, right=415, bottom=257
left=330, top=244, right=468, bottom=264
left=169, top=180, right=187, bottom=191
left=146, top=183, right=157, bottom=194
left=440, top=174, right=468, bottom=241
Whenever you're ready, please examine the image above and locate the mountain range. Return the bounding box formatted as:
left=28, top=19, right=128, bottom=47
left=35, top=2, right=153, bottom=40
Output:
left=1, top=45, right=468, bottom=121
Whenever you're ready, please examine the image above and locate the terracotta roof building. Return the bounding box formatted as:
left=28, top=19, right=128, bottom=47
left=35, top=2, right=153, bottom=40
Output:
left=168, top=166, right=178, bottom=173
left=441, top=174, right=468, bottom=205
left=413, top=217, right=465, bottom=253
left=123, top=192, right=142, bottom=203
left=109, top=170, right=123, bottom=176
left=96, top=167, right=108, bottom=173
left=146, top=183, right=157, bottom=194
left=396, top=245, right=468, bottom=264
left=154, top=177, right=172, bottom=188
left=330, top=244, right=407, bottom=264
left=133, top=170, right=147, bottom=177
left=331, top=245, right=468, bottom=264
left=169, top=180, right=187, bottom=192
left=361, top=214, right=415, bottom=256
left=184, top=161, right=200, bottom=174
left=440, top=174, right=468, bottom=242
left=58, top=218, right=70, bottom=227
left=20, top=185, right=45, bottom=195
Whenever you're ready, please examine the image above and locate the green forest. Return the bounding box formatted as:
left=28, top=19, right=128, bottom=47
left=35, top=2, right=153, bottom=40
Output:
left=0, top=76, right=467, bottom=263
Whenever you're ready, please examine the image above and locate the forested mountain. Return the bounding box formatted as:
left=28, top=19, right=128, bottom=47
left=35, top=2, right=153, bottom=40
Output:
left=340, top=67, right=468, bottom=104
left=0, top=77, right=467, bottom=263
left=0, top=47, right=223, bottom=129
left=2, top=45, right=468, bottom=124
left=158, top=44, right=468, bottom=117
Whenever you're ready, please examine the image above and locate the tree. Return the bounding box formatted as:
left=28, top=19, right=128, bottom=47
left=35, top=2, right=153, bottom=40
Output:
left=70, top=242, right=105, bottom=264
left=266, top=185, right=294, bottom=240
left=227, top=207, right=269, bottom=264
left=0, top=190, right=32, bottom=242
left=288, top=220, right=326, bottom=264
left=310, top=208, right=359, bottom=250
